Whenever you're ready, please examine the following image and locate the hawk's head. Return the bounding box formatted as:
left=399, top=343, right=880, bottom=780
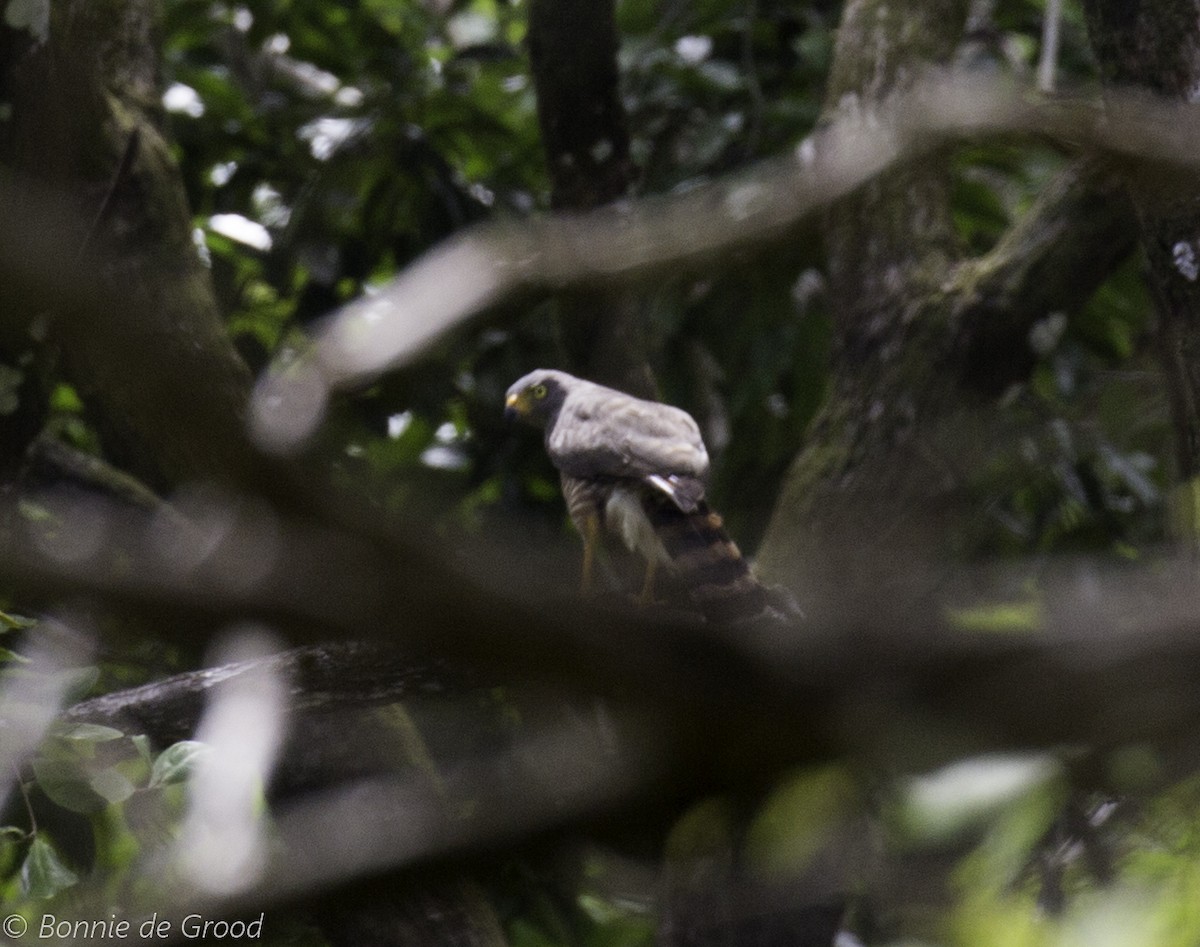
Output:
left=504, top=369, right=572, bottom=428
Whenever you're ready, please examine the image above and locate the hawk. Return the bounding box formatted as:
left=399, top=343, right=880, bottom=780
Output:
left=504, top=368, right=776, bottom=624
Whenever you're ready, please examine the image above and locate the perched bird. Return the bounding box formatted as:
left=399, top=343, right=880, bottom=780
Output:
left=504, top=368, right=777, bottom=624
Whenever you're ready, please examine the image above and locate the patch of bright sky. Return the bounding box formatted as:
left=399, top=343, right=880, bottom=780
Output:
left=418, top=420, right=471, bottom=469
left=420, top=445, right=470, bottom=471
left=387, top=411, right=413, bottom=439
left=447, top=11, right=496, bottom=48
left=287, top=59, right=341, bottom=97
left=251, top=183, right=291, bottom=228
left=901, top=753, right=1060, bottom=839
left=210, top=162, right=237, bottom=187
left=675, top=35, right=712, bottom=64
left=298, top=117, right=367, bottom=161
left=209, top=214, right=273, bottom=251
left=163, top=83, right=205, bottom=118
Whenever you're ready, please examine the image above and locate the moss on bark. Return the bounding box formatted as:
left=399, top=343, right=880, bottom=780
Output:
left=756, top=3, right=1140, bottom=586
left=757, top=0, right=972, bottom=584
left=0, top=0, right=258, bottom=489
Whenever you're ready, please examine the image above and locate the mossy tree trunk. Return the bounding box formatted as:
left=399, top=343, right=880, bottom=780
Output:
left=756, top=0, right=983, bottom=595
left=0, top=0, right=257, bottom=491
left=755, top=0, right=1138, bottom=593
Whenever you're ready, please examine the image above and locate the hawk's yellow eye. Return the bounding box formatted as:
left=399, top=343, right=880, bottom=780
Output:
left=531, top=384, right=548, bottom=399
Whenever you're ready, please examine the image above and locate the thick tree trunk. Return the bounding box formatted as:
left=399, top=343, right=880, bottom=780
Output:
left=528, top=0, right=634, bottom=213
left=755, top=0, right=976, bottom=594
left=756, top=0, right=1139, bottom=592
left=527, top=0, right=654, bottom=398
left=0, top=0, right=257, bottom=490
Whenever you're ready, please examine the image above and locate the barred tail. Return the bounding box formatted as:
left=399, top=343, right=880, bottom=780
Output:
left=643, top=497, right=772, bottom=624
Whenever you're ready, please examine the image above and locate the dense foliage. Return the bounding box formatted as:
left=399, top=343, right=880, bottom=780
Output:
left=157, top=0, right=1163, bottom=554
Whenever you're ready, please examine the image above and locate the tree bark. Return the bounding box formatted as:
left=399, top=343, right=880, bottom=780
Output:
left=526, top=0, right=654, bottom=397
left=64, top=643, right=462, bottom=786
left=528, top=0, right=634, bottom=214
left=755, top=0, right=1139, bottom=590
left=756, top=0, right=975, bottom=592
left=0, top=0, right=258, bottom=490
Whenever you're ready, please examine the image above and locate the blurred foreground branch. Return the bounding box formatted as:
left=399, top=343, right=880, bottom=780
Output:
left=18, top=534, right=1200, bottom=937
left=14, top=488, right=1200, bottom=781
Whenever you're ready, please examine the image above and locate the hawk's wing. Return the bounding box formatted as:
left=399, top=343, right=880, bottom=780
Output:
left=546, top=382, right=709, bottom=484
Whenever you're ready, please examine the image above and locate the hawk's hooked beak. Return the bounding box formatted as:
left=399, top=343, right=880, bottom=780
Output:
left=504, top=391, right=526, bottom=423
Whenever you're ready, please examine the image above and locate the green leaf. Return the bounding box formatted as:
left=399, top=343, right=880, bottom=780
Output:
left=0, top=828, right=24, bottom=878
left=508, top=918, right=560, bottom=947
left=30, top=759, right=108, bottom=814
left=527, top=476, right=560, bottom=503
left=54, top=723, right=125, bottom=744
left=0, top=609, right=37, bottom=631
left=91, top=804, right=141, bottom=872
left=149, top=741, right=210, bottom=788
left=664, top=797, right=734, bottom=865
left=132, top=734, right=152, bottom=767
left=744, top=765, right=859, bottom=878
left=20, top=836, right=79, bottom=900
left=894, top=754, right=1063, bottom=849
left=49, top=382, right=84, bottom=413
left=88, top=767, right=136, bottom=806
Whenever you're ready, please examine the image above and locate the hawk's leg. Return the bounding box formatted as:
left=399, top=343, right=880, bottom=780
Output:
left=580, top=510, right=601, bottom=596
left=638, top=558, right=659, bottom=606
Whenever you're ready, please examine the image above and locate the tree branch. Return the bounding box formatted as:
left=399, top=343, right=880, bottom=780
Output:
left=26, top=485, right=1200, bottom=785
left=951, top=157, right=1139, bottom=392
